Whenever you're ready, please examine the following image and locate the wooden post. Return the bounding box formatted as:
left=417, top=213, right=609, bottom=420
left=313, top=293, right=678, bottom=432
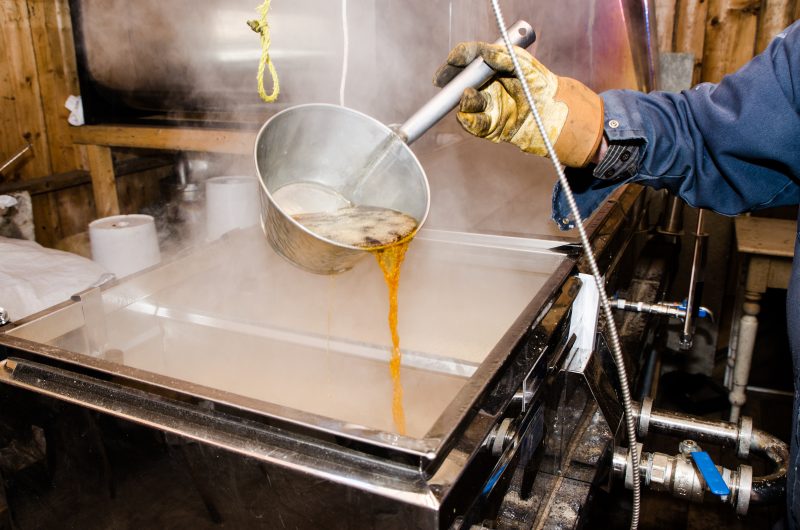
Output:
left=655, top=0, right=678, bottom=52
left=756, top=0, right=795, bottom=53
left=27, top=0, right=95, bottom=236
left=85, top=145, right=119, bottom=218
left=674, top=0, right=710, bottom=84
left=702, top=0, right=762, bottom=83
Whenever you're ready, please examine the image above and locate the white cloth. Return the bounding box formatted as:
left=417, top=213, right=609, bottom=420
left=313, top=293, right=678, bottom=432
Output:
left=0, top=236, right=108, bottom=321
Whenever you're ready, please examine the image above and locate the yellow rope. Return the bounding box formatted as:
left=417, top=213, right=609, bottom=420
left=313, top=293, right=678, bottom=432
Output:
left=247, top=0, right=279, bottom=103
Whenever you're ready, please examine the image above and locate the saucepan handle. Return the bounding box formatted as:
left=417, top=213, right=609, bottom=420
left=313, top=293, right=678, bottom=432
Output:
left=397, top=20, right=536, bottom=145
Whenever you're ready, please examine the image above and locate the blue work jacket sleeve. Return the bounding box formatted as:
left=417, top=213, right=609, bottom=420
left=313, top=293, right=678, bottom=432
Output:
left=552, top=20, right=800, bottom=230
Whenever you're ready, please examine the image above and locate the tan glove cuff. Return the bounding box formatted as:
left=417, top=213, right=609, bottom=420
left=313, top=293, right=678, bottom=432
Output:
left=552, top=77, right=604, bottom=168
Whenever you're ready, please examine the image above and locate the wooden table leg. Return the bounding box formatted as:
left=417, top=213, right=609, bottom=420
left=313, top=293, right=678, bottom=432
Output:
left=729, top=290, right=761, bottom=422
left=85, top=144, right=119, bottom=218
left=729, top=255, right=769, bottom=422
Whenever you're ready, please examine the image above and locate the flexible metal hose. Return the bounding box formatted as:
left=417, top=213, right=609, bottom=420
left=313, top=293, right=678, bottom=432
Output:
left=487, top=2, right=642, bottom=528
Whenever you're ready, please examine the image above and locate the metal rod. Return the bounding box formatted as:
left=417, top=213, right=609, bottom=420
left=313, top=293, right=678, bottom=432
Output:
left=745, top=385, right=794, bottom=398
left=0, top=143, right=32, bottom=176
left=397, top=20, right=535, bottom=145
left=658, top=195, right=684, bottom=236
left=680, top=209, right=708, bottom=350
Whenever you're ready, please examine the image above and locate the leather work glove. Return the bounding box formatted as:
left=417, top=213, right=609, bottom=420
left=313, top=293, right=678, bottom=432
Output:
left=434, top=42, right=604, bottom=168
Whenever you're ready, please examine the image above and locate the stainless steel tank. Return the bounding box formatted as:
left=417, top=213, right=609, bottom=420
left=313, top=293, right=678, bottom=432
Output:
left=71, top=0, right=657, bottom=124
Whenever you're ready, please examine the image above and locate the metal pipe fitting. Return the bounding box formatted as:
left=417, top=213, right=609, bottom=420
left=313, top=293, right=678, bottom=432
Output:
left=613, top=299, right=713, bottom=322
left=626, top=399, right=788, bottom=512
left=635, top=398, right=752, bottom=458
left=749, top=429, right=789, bottom=504
left=612, top=443, right=751, bottom=514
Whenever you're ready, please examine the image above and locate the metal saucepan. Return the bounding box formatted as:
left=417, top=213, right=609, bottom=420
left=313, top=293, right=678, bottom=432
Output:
left=254, top=20, right=536, bottom=274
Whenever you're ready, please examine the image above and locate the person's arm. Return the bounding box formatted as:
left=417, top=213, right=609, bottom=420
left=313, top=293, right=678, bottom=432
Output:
left=553, top=21, right=800, bottom=229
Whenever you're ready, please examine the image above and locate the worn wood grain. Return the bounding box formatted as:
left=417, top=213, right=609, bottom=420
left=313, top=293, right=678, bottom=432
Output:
left=756, top=0, right=795, bottom=52
left=27, top=0, right=97, bottom=239
left=655, top=0, right=678, bottom=52
left=72, top=126, right=256, bottom=155
left=0, top=0, right=63, bottom=246
left=674, top=0, right=711, bottom=84
left=85, top=145, right=119, bottom=218
left=735, top=216, right=796, bottom=258
left=702, top=0, right=761, bottom=83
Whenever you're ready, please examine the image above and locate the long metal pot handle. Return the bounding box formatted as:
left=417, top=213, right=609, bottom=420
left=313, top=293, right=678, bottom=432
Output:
left=397, top=20, right=536, bottom=145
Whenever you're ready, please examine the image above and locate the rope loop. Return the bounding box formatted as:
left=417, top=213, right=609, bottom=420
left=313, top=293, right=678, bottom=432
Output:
left=248, top=0, right=279, bottom=103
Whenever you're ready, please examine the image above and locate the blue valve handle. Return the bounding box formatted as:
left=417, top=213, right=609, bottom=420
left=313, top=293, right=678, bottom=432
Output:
left=690, top=451, right=731, bottom=496
left=676, top=301, right=711, bottom=318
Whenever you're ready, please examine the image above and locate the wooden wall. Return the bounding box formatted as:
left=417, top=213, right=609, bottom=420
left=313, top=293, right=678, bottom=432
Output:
left=0, top=0, right=164, bottom=250
left=655, top=0, right=800, bottom=84
left=0, top=0, right=95, bottom=247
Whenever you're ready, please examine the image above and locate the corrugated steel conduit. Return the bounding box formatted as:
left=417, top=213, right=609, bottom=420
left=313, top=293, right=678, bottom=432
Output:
left=489, top=2, right=643, bottom=528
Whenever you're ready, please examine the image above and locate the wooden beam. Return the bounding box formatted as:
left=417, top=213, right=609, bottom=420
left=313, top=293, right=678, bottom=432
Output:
left=27, top=0, right=83, bottom=173
left=71, top=126, right=257, bottom=155
left=756, top=0, right=795, bottom=53
left=654, top=0, right=678, bottom=52
left=28, top=0, right=96, bottom=240
left=0, top=169, right=89, bottom=195
left=0, top=0, right=61, bottom=246
left=85, top=144, right=119, bottom=217
left=674, top=0, right=710, bottom=84
left=702, top=0, right=761, bottom=83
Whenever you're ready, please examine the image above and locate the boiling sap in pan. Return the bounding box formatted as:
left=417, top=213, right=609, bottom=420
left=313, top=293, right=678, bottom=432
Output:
left=292, top=204, right=418, bottom=435
left=293, top=206, right=417, bottom=248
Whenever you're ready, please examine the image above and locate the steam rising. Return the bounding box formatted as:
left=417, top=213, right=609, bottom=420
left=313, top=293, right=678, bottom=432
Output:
left=66, top=0, right=649, bottom=434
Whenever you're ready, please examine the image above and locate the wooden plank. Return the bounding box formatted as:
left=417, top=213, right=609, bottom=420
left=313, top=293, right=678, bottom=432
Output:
left=702, top=0, right=761, bottom=83
left=85, top=145, right=119, bottom=217
left=0, top=169, right=89, bottom=195
left=26, top=0, right=97, bottom=242
left=27, top=0, right=81, bottom=173
left=0, top=0, right=53, bottom=179
left=655, top=0, right=678, bottom=52
left=0, top=0, right=62, bottom=246
left=674, top=0, right=710, bottom=84
left=71, top=126, right=257, bottom=155
left=756, top=0, right=795, bottom=53
left=735, top=216, right=796, bottom=258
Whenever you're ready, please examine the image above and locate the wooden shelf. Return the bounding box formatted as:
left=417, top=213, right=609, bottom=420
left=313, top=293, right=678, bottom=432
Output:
left=71, top=125, right=257, bottom=155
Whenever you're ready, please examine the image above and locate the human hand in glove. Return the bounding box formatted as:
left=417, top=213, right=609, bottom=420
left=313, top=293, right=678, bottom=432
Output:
left=434, top=42, right=604, bottom=168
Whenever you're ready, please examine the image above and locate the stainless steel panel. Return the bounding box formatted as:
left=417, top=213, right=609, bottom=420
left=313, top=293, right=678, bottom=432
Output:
left=5, top=228, right=568, bottom=455
left=73, top=0, right=656, bottom=120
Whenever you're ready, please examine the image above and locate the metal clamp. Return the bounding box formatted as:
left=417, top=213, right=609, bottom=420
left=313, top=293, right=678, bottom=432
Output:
left=637, top=397, right=653, bottom=437
left=737, top=416, right=753, bottom=459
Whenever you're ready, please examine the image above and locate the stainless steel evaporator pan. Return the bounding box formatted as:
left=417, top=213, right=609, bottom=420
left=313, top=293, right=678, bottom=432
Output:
left=254, top=20, right=536, bottom=274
